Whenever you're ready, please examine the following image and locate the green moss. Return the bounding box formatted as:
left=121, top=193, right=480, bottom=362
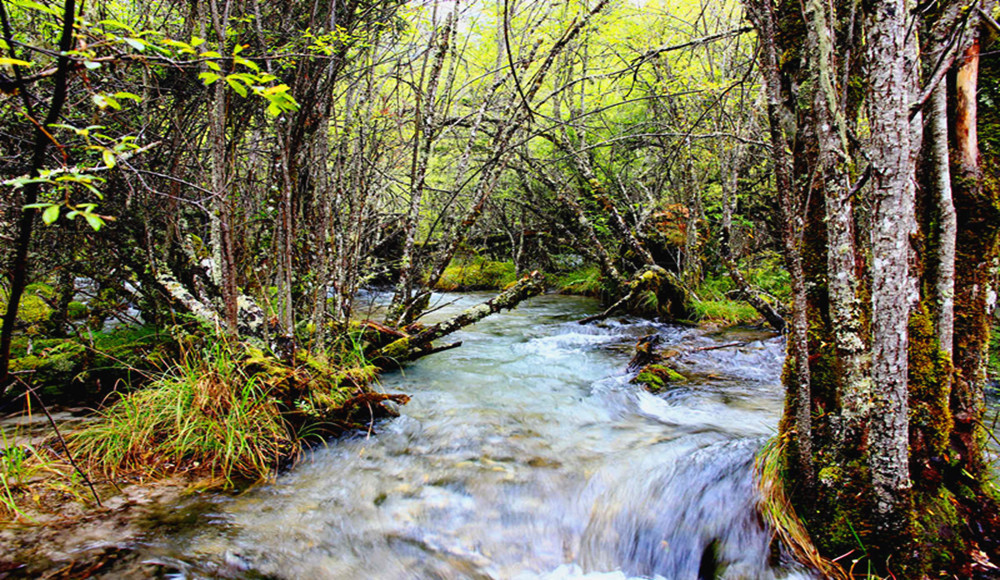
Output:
left=0, top=283, right=55, bottom=327
left=9, top=341, right=88, bottom=396
left=378, top=337, right=410, bottom=361
left=907, top=304, right=953, bottom=460
left=67, top=301, right=87, bottom=320
left=911, top=489, right=965, bottom=574
left=632, top=364, right=685, bottom=393
left=810, top=461, right=876, bottom=560
left=435, top=256, right=517, bottom=291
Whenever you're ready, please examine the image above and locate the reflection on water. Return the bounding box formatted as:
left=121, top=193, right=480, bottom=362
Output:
left=139, top=293, right=811, bottom=579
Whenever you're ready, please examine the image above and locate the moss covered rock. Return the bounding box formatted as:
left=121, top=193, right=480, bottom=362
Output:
left=9, top=341, right=88, bottom=399
left=632, top=363, right=686, bottom=393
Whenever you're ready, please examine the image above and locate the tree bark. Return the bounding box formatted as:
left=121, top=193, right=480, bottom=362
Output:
left=950, top=37, right=994, bottom=476
left=865, top=0, right=920, bottom=535
left=744, top=0, right=813, bottom=487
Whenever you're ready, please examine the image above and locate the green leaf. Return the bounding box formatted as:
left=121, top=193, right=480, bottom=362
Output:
left=199, top=50, right=222, bottom=58
left=10, top=0, right=59, bottom=17
left=226, top=77, right=247, bottom=97
left=93, top=94, right=121, bottom=110
left=0, top=57, right=32, bottom=67
left=234, top=56, right=259, bottom=72
left=162, top=38, right=192, bottom=49
left=98, top=19, right=135, bottom=33
left=190, top=36, right=206, bottom=47
left=114, top=91, right=142, bottom=102
left=102, top=149, right=116, bottom=168
left=42, top=204, right=59, bottom=225
left=84, top=214, right=104, bottom=231
left=123, top=38, right=146, bottom=52
left=199, top=71, right=221, bottom=85
left=205, top=61, right=221, bottom=72
left=84, top=60, right=101, bottom=70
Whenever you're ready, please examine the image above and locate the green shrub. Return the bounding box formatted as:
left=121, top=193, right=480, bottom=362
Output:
left=67, top=301, right=88, bottom=320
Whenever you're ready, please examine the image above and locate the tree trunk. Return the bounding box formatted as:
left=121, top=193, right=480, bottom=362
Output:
left=864, top=0, right=920, bottom=534
left=0, top=0, right=77, bottom=394
left=950, top=37, right=995, bottom=477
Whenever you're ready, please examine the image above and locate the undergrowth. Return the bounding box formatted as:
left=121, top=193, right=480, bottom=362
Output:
left=692, top=300, right=760, bottom=325
left=693, top=252, right=790, bottom=326
left=554, top=265, right=603, bottom=296
left=435, top=255, right=517, bottom=291
left=70, top=335, right=380, bottom=487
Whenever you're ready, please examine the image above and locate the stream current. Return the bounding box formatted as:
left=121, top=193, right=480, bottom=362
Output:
left=139, top=293, right=810, bottom=579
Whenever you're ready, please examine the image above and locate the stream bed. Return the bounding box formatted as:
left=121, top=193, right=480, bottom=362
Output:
left=117, top=293, right=807, bottom=578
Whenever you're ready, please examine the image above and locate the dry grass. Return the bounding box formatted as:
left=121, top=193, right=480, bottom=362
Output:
left=755, top=437, right=850, bottom=580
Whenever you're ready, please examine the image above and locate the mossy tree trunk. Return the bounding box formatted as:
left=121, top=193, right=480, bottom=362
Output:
left=748, top=0, right=1000, bottom=574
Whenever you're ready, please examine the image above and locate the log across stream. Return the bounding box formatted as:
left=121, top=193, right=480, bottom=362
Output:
left=116, top=293, right=813, bottom=578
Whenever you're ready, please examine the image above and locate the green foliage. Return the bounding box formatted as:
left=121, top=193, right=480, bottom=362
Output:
left=698, top=253, right=791, bottom=304
left=435, top=255, right=517, bottom=291
left=692, top=300, right=759, bottom=325
left=631, top=364, right=685, bottom=393
left=70, top=335, right=379, bottom=485
left=554, top=265, right=603, bottom=296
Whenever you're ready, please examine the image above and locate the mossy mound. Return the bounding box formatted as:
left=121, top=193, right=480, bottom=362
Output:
left=0, top=283, right=56, bottom=331
left=70, top=338, right=406, bottom=485
left=435, top=256, right=518, bottom=291
left=7, top=325, right=178, bottom=404
left=626, top=265, right=694, bottom=321
left=631, top=363, right=685, bottom=393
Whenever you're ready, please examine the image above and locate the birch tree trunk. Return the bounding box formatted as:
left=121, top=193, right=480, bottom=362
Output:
left=864, top=0, right=920, bottom=533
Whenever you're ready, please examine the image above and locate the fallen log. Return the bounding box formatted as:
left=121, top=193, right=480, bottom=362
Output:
left=371, top=271, right=545, bottom=365
left=579, top=265, right=692, bottom=324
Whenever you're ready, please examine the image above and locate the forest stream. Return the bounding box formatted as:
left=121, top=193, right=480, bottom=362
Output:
left=105, top=293, right=808, bottom=579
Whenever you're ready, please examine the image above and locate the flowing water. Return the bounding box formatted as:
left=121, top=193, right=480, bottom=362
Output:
left=134, top=293, right=811, bottom=579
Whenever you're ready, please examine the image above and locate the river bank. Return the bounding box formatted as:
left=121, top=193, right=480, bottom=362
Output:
left=2, top=293, right=808, bottom=578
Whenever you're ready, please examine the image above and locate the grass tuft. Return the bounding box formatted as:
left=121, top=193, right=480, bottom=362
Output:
left=692, top=299, right=760, bottom=325
left=755, top=437, right=849, bottom=579
left=554, top=266, right=603, bottom=296
left=70, top=340, right=294, bottom=486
